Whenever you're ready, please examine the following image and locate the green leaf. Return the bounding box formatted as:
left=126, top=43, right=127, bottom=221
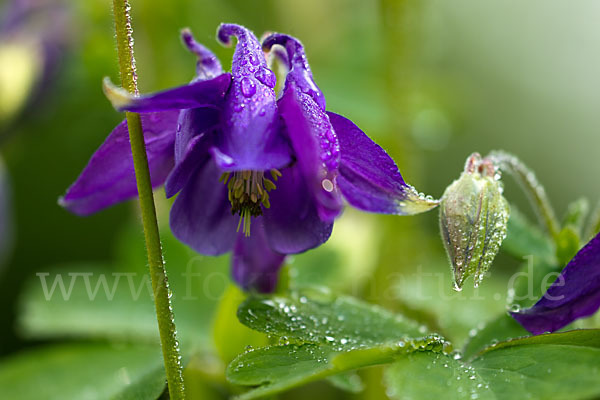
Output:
left=462, top=314, right=529, bottom=360
left=503, top=206, right=554, bottom=263
left=472, top=330, right=600, bottom=399
left=0, top=343, right=165, bottom=400
left=228, top=290, right=449, bottom=399
left=386, top=330, right=600, bottom=400
left=228, top=338, right=448, bottom=400
left=18, top=225, right=230, bottom=353
left=384, top=352, right=495, bottom=400
left=237, top=288, right=425, bottom=349
left=227, top=344, right=331, bottom=399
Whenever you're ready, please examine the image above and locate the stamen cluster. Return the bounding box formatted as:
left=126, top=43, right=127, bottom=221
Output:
left=220, top=169, right=282, bottom=236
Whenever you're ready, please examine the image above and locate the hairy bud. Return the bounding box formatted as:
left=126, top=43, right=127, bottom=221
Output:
left=440, top=153, right=509, bottom=290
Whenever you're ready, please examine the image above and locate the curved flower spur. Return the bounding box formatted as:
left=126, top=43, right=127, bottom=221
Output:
left=60, top=24, right=438, bottom=292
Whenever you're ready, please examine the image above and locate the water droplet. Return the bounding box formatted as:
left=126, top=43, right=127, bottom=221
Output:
left=240, top=77, right=257, bottom=97
left=248, top=52, right=259, bottom=65
left=321, top=179, right=334, bottom=192
left=509, top=303, right=521, bottom=313
left=255, top=66, right=276, bottom=88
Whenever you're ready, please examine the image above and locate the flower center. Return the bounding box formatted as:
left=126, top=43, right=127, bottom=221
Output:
left=220, top=169, right=282, bottom=236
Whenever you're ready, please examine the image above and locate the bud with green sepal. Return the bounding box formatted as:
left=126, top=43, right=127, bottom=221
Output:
left=439, top=153, right=510, bottom=290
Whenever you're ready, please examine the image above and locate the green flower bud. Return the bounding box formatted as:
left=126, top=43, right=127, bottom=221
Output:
left=440, top=153, right=509, bottom=290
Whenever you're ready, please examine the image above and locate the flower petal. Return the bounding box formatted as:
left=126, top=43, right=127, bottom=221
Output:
left=169, top=159, right=236, bottom=256
left=102, top=73, right=232, bottom=113
left=262, top=33, right=326, bottom=111
left=181, top=28, right=222, bottom=80
left=263, top=164, right=333, bottom=254
left=232, top=220, right=286, bottom=293
left=214, top=23, right=291, bottom=171
left=327, top=112, right=439, bottom=215
left=165, top=108, right=220, bottom=198
left=60, top=111, right=178, bottom=216
left=511, top=232, right=600, bottom=334
left=278, top=81, right=343, bottom=221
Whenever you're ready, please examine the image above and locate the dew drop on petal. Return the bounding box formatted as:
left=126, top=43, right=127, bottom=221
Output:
left=321, top=179, right=334, bottom=192
left=240, top=77, right=257, bottom=97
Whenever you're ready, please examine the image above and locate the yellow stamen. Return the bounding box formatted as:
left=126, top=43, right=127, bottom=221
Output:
left=219, top=169, right=282, bottom=237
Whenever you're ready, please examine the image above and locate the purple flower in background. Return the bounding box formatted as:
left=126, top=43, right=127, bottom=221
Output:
left=0, top=0, right=70, bottom=125
left=61, top=24, right=438, bottom=292
left=511, top=232, right=600, bottom=334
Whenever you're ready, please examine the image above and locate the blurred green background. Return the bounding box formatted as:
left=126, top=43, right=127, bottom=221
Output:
left=0, top=0, right=599, bottom=398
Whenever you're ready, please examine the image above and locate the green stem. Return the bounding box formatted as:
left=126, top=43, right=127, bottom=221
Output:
left=111, top=1, right=185, bottom=398
left=488, top=151, right=560, bottom=241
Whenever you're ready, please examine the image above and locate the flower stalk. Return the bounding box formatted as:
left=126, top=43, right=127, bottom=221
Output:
left=111, top=1, right=185, bottom=398
left=487, top=150, right=561, bottom=240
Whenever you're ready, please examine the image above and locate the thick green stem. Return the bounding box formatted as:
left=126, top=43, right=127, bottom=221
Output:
left=111, top=1, right=185, bottom=398
left=488, top=151, right=560, bottom=240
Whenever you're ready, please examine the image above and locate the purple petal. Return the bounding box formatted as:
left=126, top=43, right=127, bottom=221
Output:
left=511, top=232, right=600, bottom=335
left=173, top=108, right=219, bottom=164
left=278, top=82, right=343, bottom=221
left=165, top=108, right=220, bottom=198
left=169, top=159, right=236, bottom=256
left=214, top=23, right=291, bottom=171
left=263, top=164, right=333, bottom=254
left=262, top=33, right=326, bottom=111
left=103, top=73, right=232, bottom=113
left=328, top=112, right=439, bottom=215
left=60, top=111, right=178, bottom=216
left=181, top=28, right=222, bottom=80
left=232, top=220, right=286, bottom=293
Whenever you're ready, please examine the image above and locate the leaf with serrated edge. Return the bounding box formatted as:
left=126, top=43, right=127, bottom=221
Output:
left=237, top=289, right=425, bottom=350
left=386, top=330, right=600, bottom=400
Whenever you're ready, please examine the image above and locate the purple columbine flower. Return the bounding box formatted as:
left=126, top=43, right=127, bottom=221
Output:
left=60, top=24, right=438, bottom=292
left=511, top=231, right=600, bottom=334
left=0, top=0, right=70, bottom=124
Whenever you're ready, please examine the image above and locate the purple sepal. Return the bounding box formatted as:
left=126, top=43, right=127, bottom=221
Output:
left=232, top=221, right=286, bottom=293
left=511, top=232, right=600, bottom=335
left=169, top=159, right=236, bottom=256
left=59, top=111, right=179, bottom=216
left=328, top=112, right=438, bottom=215
left=107, top=73, right=232, bottom=113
